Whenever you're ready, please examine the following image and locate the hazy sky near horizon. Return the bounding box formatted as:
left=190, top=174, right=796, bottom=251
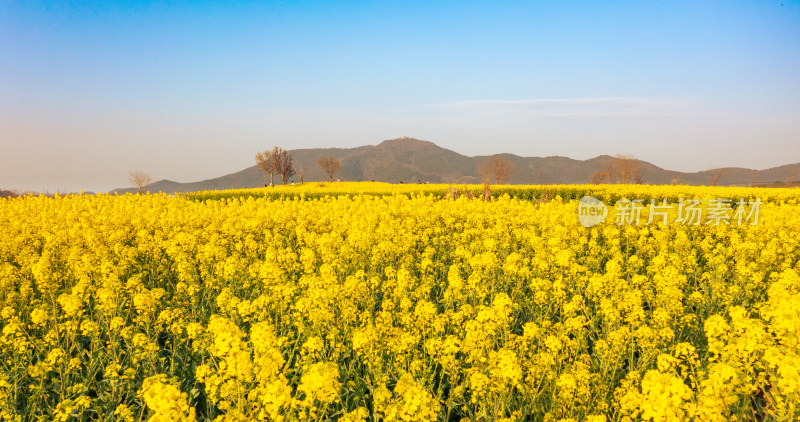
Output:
left=2, top=1, right=799, bottom=192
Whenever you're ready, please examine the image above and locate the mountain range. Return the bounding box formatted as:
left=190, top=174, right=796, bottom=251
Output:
left=113, top=137, right=800, bottom=193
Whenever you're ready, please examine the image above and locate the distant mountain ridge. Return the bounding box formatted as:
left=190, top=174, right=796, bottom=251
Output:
left=113, top=137, right=800, bottom=193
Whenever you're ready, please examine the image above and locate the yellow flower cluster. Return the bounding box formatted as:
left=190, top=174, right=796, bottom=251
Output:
left=0, top=184, right=798, bottom=421
left=140, top=375, right=196, bottom=422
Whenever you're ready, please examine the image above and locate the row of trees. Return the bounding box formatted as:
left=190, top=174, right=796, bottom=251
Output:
left=255, top=147, right=341, bottom=185
left=128, top=153, right=642, bottom=193
left=255, top=147, right=296, bottom=185
left=129, top=153, right=636, bottom=192
left=130, top=152, right=765, bottom=192
left=126, top=149, right=342, bottom=194
left=126, top=149, right=795, bottom=191
left=254, top=149, right=519, bottom=186
left=137, top=151, right=740, bottom=191
left=587, top=154, right=725, bottom=185
left=254, top=149, right=520, bottom=186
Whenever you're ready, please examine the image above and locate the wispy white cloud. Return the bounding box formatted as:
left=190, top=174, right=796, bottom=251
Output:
left=426, top=97, right=700, bottom=119
left=431, top=97, right=652, bottom=109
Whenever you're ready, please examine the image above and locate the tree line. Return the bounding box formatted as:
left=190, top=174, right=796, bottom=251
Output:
left=128, top=147, right=708, bottom=192
left=255, top=147, right=341, bottom=186
left=256, top=147, right=518, bottom=186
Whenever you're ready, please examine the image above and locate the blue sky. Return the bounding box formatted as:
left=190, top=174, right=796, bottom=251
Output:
left=2, top=0, right=799, bottom=192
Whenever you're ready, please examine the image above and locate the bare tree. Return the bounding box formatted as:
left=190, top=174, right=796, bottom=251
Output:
left=610, top=154, right=643, bottom=184
left=493, top=157, right=515, bottom=184
left=481, top=157, right=515, bottom=184
left=479, top=164, right=491, bottom=185
left=707, top=168, right=727, bottom=186
left=256, top=147, right=296, bottom=185
left=589, top=171, right=612, bottom=184
left=255, top=150, right=276, bottom=186
left=128, top=170, right=153, bottom=194
left=298, top=161, right=305, bottom=184
left=273, top=148, right=295, bottom=184
left=317, top=155, right=341, bottom=182
left=474, top=164, right=492, bottom=200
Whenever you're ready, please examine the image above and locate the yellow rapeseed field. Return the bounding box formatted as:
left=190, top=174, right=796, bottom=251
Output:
left=1, top=184, right=798, bottom=421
